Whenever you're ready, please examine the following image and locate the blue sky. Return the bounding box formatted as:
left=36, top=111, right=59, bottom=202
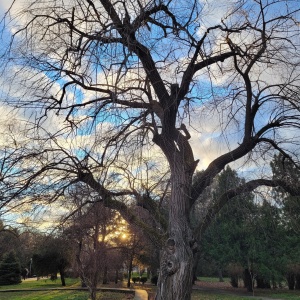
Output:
left=0, top=0, right=299, bottom=196
left=0, top=0, right=298, bottom=232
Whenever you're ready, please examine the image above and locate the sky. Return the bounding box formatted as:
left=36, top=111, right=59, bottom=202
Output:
left=0, top=0, right=299, bottom=229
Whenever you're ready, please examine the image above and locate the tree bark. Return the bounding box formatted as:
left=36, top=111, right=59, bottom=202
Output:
left=155, top=166, right=196, bottom=300
left=156, top=229, right=194, bottom=300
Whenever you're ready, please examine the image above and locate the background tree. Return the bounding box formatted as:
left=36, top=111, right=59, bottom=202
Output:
left=0, top=221, right=41, bottom=278
left=0, top=221, right=20, bottom=262
left=199, top=162, right=300, bottom=290
left=271, top=154, right=300, bottom=289
left=32, top=235, right=72, bottom=286
left=0, top=1, right=300, bottom=299
left=196, top=167, right=255, bottom=286
left=64, top=185, right=132, bottom=300
left=0, top=251, right=21, bottom=285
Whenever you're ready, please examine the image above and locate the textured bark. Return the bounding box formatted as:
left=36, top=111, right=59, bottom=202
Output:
left=155, top=163, right=196, bottom=300
left=156, top=240, right=194, bottom=300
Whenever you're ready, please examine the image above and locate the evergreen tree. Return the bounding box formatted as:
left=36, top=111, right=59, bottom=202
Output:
left=271, top=154, right=300, bottom=289
left=199, top=167, right=255, bottom=287
left=199, top=166, right=291, bottom=290
left=0, top=251, right=21, bottom=285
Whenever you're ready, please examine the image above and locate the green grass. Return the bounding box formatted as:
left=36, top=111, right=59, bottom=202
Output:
left=256, top=290, right=300, bottom=300
left=192, top=289, right=300, bottom=299
left=0, top=278, right=133, bottom=299
left=191, top=291, right=255, bottom=300
left=0, top=290, right=130, bottom=300
left=0, top=290, right=89, bottom=300
left=0, top=277, right=80, bottom=290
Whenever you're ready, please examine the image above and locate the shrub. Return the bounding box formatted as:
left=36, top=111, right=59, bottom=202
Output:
left=151, top=275, right=158, bottom=285
left=132, top=277, right=138, bottom=283
left=50, top=274, right=57, bottom=281
left=140, top=277, right=147, bottom=284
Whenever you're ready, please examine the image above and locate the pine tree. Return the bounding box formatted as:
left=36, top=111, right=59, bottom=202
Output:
left=0, top=251, right=21, bottom=285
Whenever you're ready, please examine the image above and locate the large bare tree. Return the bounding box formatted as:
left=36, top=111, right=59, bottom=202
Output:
left=1, top=0, right=300, bottom=299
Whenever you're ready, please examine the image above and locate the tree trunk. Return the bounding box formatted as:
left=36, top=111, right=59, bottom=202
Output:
left=102, top=265, right=108, bottom=284
left=90, top=289, right=97, bottom=300
left=287, top=273, right=295, bottom=290
left=115, top=269, right=118, bottom=284
left=127, top=252, right=133, bottom=288
left=218, top=268, right=224, bottom=282
left=243, top=269, right=253, bottom=292
left=59, top=268, right=66, bottom=286
left=230, top=275, right=239, bottom=288
left=295, top=274, right=300, bottom=290
left=155, top=167, right=196, bottom=300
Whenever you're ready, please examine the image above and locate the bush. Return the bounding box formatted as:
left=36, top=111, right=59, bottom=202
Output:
left=140, top=277, right=147, bottom=284
left=132, top=277, right=138, bottom=283
left=50, top=274, right=57, bottom=281
left=151, top=275, right=158, bottom=285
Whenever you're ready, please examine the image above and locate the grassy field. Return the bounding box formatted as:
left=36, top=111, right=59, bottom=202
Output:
left=0, top=290, right=89, bottom=300
left=2, top=276, right=300, bottom=300
left=0, top=290, right=132, bottom=300
left=191, top=290, right=300, bottom=300
left=142, top=277, right=300, bottom=300
left=191, top=291, right=256, bottom=300
left=0, top=278, right=133, bottom=300
left=0, top=277, right=80, bottom=290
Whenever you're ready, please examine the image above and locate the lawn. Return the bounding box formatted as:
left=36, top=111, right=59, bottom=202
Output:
left=0, top=277, right=80, bottom=290
left=0, top=278, right=133, bottom=300
left=0, top=290, right=89, bottom=300
left=0, top=290, right=132, bottom=300
left=141, top=277, right=300, bottom=300
left=191, top=289, right=300, bottom=300
left=2, top=276, right=300, bottom=300
left=191, top=291, right=255, bottom=300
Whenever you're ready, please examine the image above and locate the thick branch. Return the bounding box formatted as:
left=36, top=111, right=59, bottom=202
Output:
left=191, top=139, right=257, bottom=204
left=77, top=170, right=164, bottom=245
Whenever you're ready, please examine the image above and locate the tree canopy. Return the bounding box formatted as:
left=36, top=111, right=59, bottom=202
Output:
left=0, top=0, right=299, bottom=298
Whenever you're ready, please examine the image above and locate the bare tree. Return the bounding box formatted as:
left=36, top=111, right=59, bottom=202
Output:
left=1, top=0, right=300, bottom=299
left=63, top=184, right=121, bottom=300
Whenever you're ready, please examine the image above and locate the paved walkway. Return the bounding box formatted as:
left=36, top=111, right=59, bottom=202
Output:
left=134, top=289, right=148, bottom=300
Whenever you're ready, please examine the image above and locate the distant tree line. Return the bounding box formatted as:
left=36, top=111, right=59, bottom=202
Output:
left=194, top=156, right=300, bottom=291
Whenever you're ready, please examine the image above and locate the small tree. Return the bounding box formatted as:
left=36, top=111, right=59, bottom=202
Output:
left=0, top=251, right=21, bottom=285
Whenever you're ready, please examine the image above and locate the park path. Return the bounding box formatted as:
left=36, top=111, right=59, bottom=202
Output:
left=134, top=289, right=148, bottom=300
